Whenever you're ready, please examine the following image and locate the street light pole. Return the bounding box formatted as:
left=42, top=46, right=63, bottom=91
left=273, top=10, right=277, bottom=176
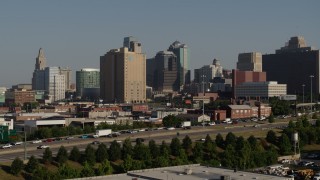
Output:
left=24, top=124, right=27, bottom=161
left=310, top=75, right=314, bottom=114
left=201, top=75, right=206, bottom=127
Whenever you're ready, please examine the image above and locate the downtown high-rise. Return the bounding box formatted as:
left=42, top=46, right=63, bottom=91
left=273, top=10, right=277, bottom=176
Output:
left=100, top=37, right=146, bottom=103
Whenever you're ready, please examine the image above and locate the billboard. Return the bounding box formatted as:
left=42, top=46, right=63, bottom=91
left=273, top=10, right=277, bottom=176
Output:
left=279, top=95, right=297, bottom=101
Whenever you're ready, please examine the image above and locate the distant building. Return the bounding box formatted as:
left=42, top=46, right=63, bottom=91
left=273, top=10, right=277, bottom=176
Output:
left=44, top=67, right=66, bottom=102
left=194, top=59, right=223, bottom=83
left=237, top=52, right=262, bottom=72
left=210, top=77, right=232, bottom=92
left=100, top=37, right=146, bottom=103
left=263, top=36, right=320, bottom=94
left=12, top=84, right=32, bottom=90
left=76, top=68, right=100, bottom=98
left=59, top=67, right=72, bottom=90
left=5, top=89, right=36, bottom=106
left=235, top=81, right=287, bottom=100
left=168, top=41, right=190, bottom=87
left=147, top=51, right=179, bottom=92
left=232, top=69, right=266, bottom=99
left=227, top=105, right=252, bottom=119
left=32, top=48, right=47, bottom=91
left=0, top=87, right=6, bottom=105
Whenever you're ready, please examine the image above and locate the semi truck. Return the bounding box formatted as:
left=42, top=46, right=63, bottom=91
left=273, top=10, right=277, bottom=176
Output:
left=94, top=129, right=112, bottom=138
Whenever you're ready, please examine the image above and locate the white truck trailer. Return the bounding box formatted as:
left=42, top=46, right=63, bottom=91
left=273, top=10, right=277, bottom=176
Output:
left=181, top=121, right=191, bottom=129
left=94, top=129, right=112, bottom=137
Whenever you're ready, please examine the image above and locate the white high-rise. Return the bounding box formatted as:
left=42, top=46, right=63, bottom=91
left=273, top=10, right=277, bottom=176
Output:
left=44, top=67, right=66, bottom=101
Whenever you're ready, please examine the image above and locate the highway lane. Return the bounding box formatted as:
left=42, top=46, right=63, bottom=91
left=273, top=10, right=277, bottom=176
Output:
left=0, top=120, right=291, bottom=162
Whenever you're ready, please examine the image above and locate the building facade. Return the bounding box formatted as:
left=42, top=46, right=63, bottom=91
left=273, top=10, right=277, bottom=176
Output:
left=5, top=89, right=36, bottom=106
left=147, top=51, right=179, bottom=92
left=263, top=36, right=320, bottom=94
left=235, top=81, right=287, bottom=99
left=237, top=52, right=262, bottom=72
left=76, top=68, right=100, bottom=98
left=32, top=48, right=47, bottom=91
left=59, top=67, right=72, bottom=91
left=194, top=59, right=224, bottom=83
left=0, top=87, right=6, bottom=105
left=100, top=37, right=146, bottom=103
left=168, top=41, right=190, bottom=87
left=44, top=67, right=66, bottom=101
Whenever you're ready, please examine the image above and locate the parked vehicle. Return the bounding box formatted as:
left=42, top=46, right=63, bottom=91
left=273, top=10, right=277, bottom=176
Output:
left=1, top=144, right=13, bottom=149
left=95, top=129, right=112, bottom=137
left=37, top=145, right=49, bottom=149
left=45, top=138, right=54, bottom=142
left=166, top=127, right=175, bottom=130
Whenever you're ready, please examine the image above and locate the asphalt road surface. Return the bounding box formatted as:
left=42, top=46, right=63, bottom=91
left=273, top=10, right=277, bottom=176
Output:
left=0, top=120, right=294, bottom=162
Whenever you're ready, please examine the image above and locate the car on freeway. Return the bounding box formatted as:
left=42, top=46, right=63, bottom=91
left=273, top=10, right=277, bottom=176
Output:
left=92, top=141, right=101, bottom=145
left=11, top=141, right=23, bottom=145
left=45, top=138, right=54, bottom=142
left=55, top=137, right=63, bottom=141
left=66, top=136, right=74, bottom=140
left=1, top=144, right=13, bottom=149
left=37, top=145, right=49, bottom=149
left=80, top=135, right=89, bottom=139
left=32, top=140, right=42, bottom=144
left=166, top=127, right=175, bottom=130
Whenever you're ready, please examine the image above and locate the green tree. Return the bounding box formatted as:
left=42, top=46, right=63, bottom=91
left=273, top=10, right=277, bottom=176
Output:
left=247, top=135, right=258, bottom=150
left=153, top=156, right=169, bottom=167
left=133, top=143, right=152, bottom=168
left=31, top=166, right=57, bottom=180
left=69, top=146, right=81, bottom=162
left=315, top=119, right=320, bottom=127
left=121, top=155, right=133, bottom=172
left=162, top=115, right=182, bottom=127
left=225, top=132, right=237, bottom=147
left=10, top=157, right=24, bottom=175
left=203, top=134, right=217, bottom=160
left=288, top=120, right=295, bottom=128
left=221, top=144, right=236, bottom=168
left=266, top=130, right=277, bottom=145
left=182, top=135, right=193, bottom=153
left=109, top=140, right=121, bottom=161
left=36, top=127, right=52, bottom=139
left=160, top=141, right=170, bottom=159
left=268, top=113, right=275, bottom=123
left=170, top=137, right=182, bottom=156
left=278, top=134, right=292, bottom=155
left=42, top=147, right=53, bottom=164
left=84, top=144, right=96, bottom=165
left=122, top=138, right=133, bottom=158
left=192, top=142, right=203, bottom=163
left=96, top=159, right=113, bottom=175
left=215, top=133, right=224, bottom=148
left=80, top=161, right=95, bottom=177
left=148, top=140, right=160, bottom=158
left=302, top=117, right=310, bottom=127
left=269, top=97, right=292, bottom=115
left=96, top=143, right=109, bottom=163
left=58, top=164, right=80, bottom=179
left=56, top=146, right=68, bottom=164
left=25, top=155, right=39, bottom=173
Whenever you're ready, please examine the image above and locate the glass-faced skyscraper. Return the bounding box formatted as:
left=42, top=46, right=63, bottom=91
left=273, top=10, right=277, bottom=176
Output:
left=168, top=41, right=190, bottom=88
left=76, top=68, right=100, bottom=98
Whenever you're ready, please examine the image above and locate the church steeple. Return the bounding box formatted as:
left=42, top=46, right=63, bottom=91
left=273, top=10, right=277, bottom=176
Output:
left=35, top=48, right=46, bottom=70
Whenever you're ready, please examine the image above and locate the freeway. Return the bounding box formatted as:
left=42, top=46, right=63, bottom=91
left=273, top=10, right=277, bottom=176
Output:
left=0, top=120, right=293, bottom=162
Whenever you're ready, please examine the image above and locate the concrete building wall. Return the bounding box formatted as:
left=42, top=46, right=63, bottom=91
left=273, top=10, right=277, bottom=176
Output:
left=235, top=81, right=287, bottom=98
left=101, top=45, right=146, bottom=103
left=237, top=52, right=262, bottom=72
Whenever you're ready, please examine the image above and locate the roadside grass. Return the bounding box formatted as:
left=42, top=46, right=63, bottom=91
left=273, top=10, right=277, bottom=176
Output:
left=0, top=162, right=24, bottom=180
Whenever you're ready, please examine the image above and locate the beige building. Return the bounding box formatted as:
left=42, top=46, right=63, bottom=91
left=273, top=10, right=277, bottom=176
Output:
left=100, top=38, right=146, bottom=103
left=237, top=52, right=262, bottom=72
left=235, top=81, right=287, bottom=99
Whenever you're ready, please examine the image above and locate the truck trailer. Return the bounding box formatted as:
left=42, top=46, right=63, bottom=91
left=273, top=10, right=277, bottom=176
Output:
left=94, top=129, right=112, bottom=137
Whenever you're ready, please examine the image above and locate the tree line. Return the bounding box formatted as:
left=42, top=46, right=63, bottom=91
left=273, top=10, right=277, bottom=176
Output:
left=10, top=132, right=280, bottom=179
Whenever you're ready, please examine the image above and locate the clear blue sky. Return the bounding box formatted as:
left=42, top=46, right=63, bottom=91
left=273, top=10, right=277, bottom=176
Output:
left=0, top=0, right=319, bottom=87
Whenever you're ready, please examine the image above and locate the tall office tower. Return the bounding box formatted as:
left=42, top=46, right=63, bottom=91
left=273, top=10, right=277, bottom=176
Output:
left=76, top=68, right=100, bottom=97
left=263, top=36, right=320, bottom=94
left=32, top=48, right=47, bottom=90
left=59, top=67, right=72, bottom=90
left=100, top=37, right=146, bottom=103
left=237, top=52, right=262, bottom=72
left=44, top=67, right=66, bottom=101
left=194, top=59, right=224, bottom=83
left=146, top=58, right=155, bottom=88
left=148, top=51, right=179, bottom=92
left=35, top=48, right=46, bottom=70
left=168, top=41, right=190, bottom=87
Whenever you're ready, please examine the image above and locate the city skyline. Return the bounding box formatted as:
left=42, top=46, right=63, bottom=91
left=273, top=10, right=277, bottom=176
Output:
left=0, top=0, right=319, bottom=87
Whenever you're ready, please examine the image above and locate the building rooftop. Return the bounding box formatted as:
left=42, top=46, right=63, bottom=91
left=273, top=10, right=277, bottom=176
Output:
left=80, top=164, right=292, bottom=180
